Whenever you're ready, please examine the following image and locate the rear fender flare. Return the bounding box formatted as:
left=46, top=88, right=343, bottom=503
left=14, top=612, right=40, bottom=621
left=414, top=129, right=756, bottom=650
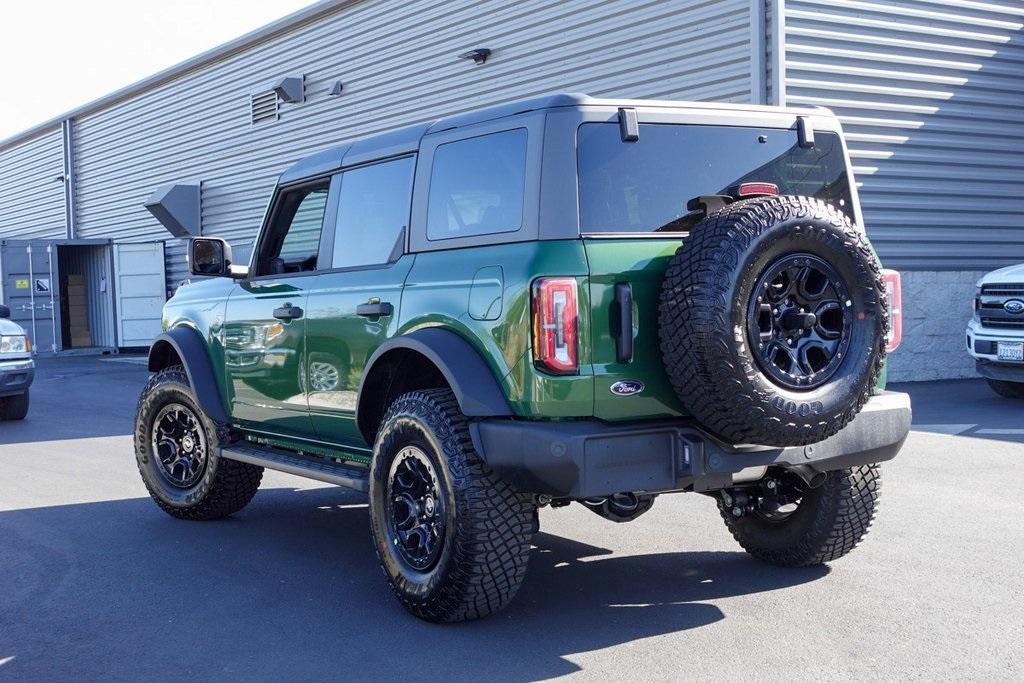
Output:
left=356, top=328, right=513, bottom=442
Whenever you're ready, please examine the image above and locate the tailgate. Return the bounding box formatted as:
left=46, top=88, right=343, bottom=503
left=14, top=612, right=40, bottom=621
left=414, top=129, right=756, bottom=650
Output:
left=584, top=238, right=688, bottom=421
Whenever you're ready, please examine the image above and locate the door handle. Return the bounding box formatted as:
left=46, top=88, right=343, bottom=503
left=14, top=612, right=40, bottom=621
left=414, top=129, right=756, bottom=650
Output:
left=613, top=282, right=634, bottom=362
left=356, top=301, right=393, bottom=317
left=273, top=305, right=303, bottom=320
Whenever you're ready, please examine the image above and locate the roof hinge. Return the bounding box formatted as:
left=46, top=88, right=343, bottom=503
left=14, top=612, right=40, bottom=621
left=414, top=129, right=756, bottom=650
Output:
left=798, top=116, right=815, bottom=148
left=618, top=107, right=639, bottom=142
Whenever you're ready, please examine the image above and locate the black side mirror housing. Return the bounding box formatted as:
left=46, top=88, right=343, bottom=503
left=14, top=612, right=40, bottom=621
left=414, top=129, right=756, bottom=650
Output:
left=188, top=237, right=234, bottom=277
left=0, top=304, right=10, bottom=319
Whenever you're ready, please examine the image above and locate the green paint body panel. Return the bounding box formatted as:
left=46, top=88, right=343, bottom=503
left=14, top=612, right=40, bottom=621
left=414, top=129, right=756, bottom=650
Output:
left=400, top=240, right=593, bottom=419
left=583, top=238, right=689, bottom=421
left=305, top=257, right=415, bottom=447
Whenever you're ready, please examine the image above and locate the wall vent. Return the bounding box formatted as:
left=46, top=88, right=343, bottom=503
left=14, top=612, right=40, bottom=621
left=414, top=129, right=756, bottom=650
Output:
left=250, top=91, right=279, bottom=125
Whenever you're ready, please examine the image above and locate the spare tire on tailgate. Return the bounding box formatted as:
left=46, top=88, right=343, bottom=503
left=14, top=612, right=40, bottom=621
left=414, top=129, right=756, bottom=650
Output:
left=659, top=195, right=888, bottom=447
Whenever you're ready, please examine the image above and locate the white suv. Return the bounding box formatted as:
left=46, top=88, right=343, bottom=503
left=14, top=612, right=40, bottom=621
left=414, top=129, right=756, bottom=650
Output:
left=0, top=304, right=33, bottom=419
left=967, top=264, right=1024, bottom=398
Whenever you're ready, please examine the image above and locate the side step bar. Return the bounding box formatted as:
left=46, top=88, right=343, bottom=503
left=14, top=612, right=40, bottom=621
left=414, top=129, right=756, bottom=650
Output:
left=220, top=443, right=369, bottom=492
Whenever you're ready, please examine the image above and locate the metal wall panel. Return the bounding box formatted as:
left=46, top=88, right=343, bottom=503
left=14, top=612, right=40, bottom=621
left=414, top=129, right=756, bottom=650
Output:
left=0, top=129, right=66, bottom=240
left=68, top=0, right=757, bottom=279
left=783, top=0, right=1024, bottom=270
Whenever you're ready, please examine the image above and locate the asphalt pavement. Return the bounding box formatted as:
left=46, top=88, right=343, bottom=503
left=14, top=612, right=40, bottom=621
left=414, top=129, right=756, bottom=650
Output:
left=1, top=356, right=1022, bottom=681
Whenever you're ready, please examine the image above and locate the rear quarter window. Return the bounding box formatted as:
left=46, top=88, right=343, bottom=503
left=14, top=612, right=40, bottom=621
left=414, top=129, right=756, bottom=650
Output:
left=426, top=128, right=528, bottom=240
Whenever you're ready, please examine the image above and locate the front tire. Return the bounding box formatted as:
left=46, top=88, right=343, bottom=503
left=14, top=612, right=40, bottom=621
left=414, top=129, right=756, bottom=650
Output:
left=135, top=365, right=263, bottom=520
left=369, top=389, right=536, bottom=622
left=987, top=378, right=1024, bottom=399
left=718, top=465, right=881, bottom=566
left=0, top=389, right=29, bottom=420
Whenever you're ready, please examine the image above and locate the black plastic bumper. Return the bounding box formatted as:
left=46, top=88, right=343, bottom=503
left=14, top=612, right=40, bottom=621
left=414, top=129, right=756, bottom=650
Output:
left=470, top=391, right=911, bottom=498
left=976, top=360, right=1024, bottom=383
left=0, top=360, right=34, bottom=398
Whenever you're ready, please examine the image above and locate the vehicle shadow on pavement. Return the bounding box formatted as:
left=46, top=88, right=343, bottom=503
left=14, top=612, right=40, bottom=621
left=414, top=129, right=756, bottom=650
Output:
left=0, top=485, right=827, bottom=680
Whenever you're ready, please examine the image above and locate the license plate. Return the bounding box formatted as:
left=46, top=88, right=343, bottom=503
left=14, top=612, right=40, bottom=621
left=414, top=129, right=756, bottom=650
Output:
left=997, top=341, right=1024, bottom=362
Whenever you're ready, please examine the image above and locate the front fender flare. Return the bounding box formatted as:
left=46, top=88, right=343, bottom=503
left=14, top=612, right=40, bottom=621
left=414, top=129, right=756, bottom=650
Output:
left=148, top=327, right=230, bottom=424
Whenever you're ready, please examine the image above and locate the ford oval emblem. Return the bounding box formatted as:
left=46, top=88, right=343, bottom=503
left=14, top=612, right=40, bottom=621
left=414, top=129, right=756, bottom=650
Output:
left=1005, top=299, right=1024, bottom=315
left=610, top=379, right=645, bottom=396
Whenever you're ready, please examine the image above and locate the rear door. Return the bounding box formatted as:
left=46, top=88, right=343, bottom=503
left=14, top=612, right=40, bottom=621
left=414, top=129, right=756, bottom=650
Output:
left=305, top=156, right=417, bottom=449
left=576, top=120, right=856, bottom=422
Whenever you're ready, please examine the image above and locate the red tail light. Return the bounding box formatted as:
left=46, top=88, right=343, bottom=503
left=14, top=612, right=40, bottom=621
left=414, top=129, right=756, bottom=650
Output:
left=532, top=277, right=579, bottom=375
left=882, top=269, right=902, bottom=352
left=736, top=182, right=779, bottom=197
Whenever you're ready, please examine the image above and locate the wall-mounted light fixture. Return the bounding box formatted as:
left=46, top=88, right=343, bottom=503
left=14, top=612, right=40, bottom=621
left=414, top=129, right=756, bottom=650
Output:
left=459, top=48, right=492, bottom=65
left=328, top=80, right=344, bottom=97
left=273, top=75, right=305, bottom=104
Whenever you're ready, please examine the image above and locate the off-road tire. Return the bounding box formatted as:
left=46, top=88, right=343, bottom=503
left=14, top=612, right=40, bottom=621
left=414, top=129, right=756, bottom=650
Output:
left=718, top=464, right=881, bottom=566
left=0, top=389, right=29, bottom=420
left=135, top=365, right=262, bottom=520
left=659, top=195, right=887, bottom=447
left=987, top=378, right=1024, bottom=399
left=369, top=388, right=536, bottom=623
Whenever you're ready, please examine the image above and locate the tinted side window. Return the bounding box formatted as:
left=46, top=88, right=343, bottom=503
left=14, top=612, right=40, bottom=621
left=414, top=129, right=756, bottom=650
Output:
left=333, top=157, right=415, bottom=269
left=258, top=184, right=329, bottom=275
left=426, top=128, right=527, bottom=240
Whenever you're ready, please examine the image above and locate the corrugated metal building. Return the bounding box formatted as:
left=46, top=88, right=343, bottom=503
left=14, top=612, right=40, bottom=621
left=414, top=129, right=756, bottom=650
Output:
left=0, top=0, right=1020, bottom=379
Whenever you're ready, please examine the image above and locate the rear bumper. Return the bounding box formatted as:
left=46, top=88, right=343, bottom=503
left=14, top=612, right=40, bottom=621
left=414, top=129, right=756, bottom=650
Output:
left=0, top=359, right=34, bottom=397
left=470, top=391, right=911, bottom=498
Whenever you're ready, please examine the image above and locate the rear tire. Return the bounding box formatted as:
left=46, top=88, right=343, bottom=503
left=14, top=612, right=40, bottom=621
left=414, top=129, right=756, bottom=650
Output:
left=369, top=388, right=536, bottom=622
left=718, top=465, right=881, bottom=566
left=986, top=378, right=1024, bottom=399
left=0, top=389, right=29, bottom=420
left=135, top=366, right=262, bottom=520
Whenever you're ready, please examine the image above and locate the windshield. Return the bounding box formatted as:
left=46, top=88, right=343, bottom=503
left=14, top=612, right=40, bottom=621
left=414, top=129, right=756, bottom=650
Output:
left=577, top=123, right=854, bottom=233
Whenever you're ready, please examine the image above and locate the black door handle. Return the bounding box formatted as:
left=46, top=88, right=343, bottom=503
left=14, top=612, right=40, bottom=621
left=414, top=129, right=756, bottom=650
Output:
left=356, top=301, right=393, bottom=317
left=613, top=283, right=633, bottom=362
left=273, top=305, right=303, bottom=320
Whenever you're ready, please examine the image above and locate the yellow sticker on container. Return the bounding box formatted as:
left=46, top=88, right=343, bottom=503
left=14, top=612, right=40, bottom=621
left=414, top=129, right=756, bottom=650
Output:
left=14, top=278, right=28, bottom=289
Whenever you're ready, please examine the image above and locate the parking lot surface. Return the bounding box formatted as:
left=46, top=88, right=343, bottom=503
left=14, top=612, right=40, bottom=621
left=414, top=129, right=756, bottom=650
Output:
left=1, top=357, right=1022, bottom=681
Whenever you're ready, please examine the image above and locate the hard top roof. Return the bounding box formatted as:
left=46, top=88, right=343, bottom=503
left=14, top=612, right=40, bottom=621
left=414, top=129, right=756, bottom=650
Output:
left=279, top=92, right=835, bottom=184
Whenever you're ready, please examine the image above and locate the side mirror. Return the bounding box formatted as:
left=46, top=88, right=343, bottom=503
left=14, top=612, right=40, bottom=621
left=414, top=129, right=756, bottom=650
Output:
left=0, top=305, right=9, bottom=319
left=188, top=237, right=233, bottom=277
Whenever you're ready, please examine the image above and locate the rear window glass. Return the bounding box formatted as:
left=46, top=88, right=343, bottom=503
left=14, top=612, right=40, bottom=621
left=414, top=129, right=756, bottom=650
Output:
left=427, top=128, right=527, bottom=240
left=577, top=123, right=853, bottom=233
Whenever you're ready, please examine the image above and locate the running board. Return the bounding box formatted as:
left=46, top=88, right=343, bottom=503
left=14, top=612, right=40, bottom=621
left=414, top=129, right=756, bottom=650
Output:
left=219, top=443, right=369, bottom=492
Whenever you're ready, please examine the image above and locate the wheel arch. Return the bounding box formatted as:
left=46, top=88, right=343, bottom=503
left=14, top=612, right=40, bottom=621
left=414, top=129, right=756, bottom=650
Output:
left=356, top=327, right=513, bottom=446
left=148, top=327, right=230, bottom=424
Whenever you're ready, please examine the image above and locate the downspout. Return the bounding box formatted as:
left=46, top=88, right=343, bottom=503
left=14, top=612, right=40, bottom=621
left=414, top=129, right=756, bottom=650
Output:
left=750, top=0, right=766, bottom=104
left=61, top=118, right=77, bottom=239
left=770, top=0, right=787, bottom=106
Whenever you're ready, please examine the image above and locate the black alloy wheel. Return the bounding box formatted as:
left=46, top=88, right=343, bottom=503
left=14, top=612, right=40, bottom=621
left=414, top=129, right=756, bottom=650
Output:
left=385, top=445, right=446, bottom=571
left=747, top=254, right=852, bottom=390
left=150, top=402, right=209, bottom=488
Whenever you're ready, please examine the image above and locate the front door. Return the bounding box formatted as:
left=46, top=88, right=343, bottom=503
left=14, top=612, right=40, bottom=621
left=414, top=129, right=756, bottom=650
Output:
left=1, top=240, right=59, bottom=353
left=223, top=180, right=331, bottom=438
left=305, top=155, right=416, bottom=449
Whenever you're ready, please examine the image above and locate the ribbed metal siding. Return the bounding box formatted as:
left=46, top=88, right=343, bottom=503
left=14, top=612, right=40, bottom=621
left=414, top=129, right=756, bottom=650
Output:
left=0, top=129, right=66, bottom=239
left=71, top=0, right=757, bottom=278
left=783, top=0, right=1024, bottom=270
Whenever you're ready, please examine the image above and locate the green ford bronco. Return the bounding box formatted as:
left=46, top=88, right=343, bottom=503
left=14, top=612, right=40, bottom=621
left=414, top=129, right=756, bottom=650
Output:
left=137, top=94, right=910, bottom=622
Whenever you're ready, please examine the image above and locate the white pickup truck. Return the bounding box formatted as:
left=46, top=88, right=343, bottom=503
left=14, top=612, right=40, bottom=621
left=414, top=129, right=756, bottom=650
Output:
left=0, top=304, right=33, bottom=420
left=967, top=264, right=1024, bottom=398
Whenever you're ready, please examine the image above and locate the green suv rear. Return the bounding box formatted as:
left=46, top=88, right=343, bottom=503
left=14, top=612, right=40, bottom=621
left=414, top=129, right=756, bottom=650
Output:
left=137, top=94, right=910, bottom=622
